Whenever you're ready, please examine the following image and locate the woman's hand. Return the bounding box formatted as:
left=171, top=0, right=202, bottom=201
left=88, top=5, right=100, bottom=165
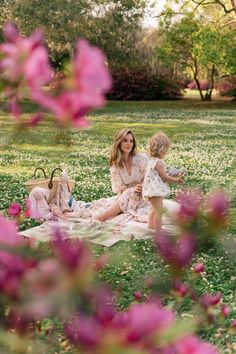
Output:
left=135, top=184, right=142, bottom=194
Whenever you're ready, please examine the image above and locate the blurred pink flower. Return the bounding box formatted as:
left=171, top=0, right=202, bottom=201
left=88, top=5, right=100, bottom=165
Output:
left=33, top=39, right=112, bottom=127
left=8, top=97, right=21, bottom=119
left=176, top=189, right=202, bottom=222
left=175, top=335, right=219, bottom=354
left=200, top=292, right=221, bottom=309
left=134, top=290, right=142, bottom=302
left=125, top=301, right=174, bottom=342
left=0, top=215, right=25, bottom=298
left=0, top=22, right=52, bottom=89
left=65, top=315, right=101, bottom=348
left=0, top=215, right=21, bottom=250
left=8, top=202, right=21, bottom=217
left=174, top=279, right=189, bottom=297
left=52, top=227, right=91, bottom=270
left=155, top=231, right=196, bottom=271
left=94, top=287, right=114, bottom=326
left=193, top=262, right=205, bottom=274
left=206, top=190, right=230, bottom=225
left=3, top=22, right=18, bottom=43
left=231, top=319, right=236, bottom=329
left=27, top=112, right=44, bottom=127
left=73, top=39, right=112, bottom=108
left=220, top=304, right=230, bottom=318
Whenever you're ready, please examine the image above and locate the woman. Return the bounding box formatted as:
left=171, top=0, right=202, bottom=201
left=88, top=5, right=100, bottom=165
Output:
left=94, top=128, right=150, bottom=222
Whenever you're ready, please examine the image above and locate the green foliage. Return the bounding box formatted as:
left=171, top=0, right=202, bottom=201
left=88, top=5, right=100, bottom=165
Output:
left=158, top=13, right=236, bottom=100
left=1, top=0, right=146, bottom=68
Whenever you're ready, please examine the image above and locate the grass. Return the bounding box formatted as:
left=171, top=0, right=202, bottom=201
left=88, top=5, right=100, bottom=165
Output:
left=0, top=98, right=236, bottom=352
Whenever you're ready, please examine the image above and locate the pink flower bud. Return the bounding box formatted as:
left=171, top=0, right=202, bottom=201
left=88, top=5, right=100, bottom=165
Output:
left=174, top=279, right=188, bottom=297
left=200, top=292, right=221, bottom=309
left=28, top=112, right=44, bottom=127
left=193, top=262, right=205, bottom=273
left=134, top=291, right=142, bottom=302
left=206, top=190, right=230, bottom=225
left=231, top=319, right=236, bottom=330
left=176, top=189, right=202, bottom=221
left=3, top=21, right=19, bottom=42
left=8, top=202, right=21, bottom=217
left=220, top=304, right=231, bottom=318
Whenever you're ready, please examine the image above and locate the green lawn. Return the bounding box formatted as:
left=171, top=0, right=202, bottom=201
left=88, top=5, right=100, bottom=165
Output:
left=0, top=99, right=236, bottom=351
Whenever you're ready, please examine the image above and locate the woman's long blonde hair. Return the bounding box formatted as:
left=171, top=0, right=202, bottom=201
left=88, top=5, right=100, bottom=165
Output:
left=110, top=128, right=137, bottom=168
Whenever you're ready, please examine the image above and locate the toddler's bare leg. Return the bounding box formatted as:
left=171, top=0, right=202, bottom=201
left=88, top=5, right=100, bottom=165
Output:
left=95, top=200, right=122, bottom=222
left=149, top=197, right=163, bottom=232
left=148, top=208, right=156, bottom=229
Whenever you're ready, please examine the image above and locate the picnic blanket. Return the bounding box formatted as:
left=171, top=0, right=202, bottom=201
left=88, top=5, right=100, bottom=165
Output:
left=20, top=200, right=179, bottom=247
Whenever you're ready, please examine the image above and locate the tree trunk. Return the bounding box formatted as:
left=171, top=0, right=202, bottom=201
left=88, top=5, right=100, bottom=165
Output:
left=204, top=64, right=215, bottom=101
left=194, top=75, right=204, bottom=100
left=192, top=56, right=205, bottom=100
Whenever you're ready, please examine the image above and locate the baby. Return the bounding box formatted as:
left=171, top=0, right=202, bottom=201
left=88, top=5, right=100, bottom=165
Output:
left=142, top=132, right=184, bottom=231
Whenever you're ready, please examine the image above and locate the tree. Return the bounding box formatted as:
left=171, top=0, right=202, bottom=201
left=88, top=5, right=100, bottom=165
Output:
left=0, top=0, right=146, bottom=69
left=157, top=12, right=236, bottom=100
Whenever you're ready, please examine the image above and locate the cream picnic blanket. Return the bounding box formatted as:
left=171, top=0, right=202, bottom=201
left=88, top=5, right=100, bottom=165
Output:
left=20, top=200, right=179, bottom=247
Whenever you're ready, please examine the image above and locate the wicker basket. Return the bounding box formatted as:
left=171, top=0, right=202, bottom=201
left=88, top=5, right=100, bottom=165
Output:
left=25, top=168, right=75, bottom=203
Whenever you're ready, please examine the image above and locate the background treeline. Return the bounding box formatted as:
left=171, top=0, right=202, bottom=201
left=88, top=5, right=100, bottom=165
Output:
left=1, top=0, right=236, bottom=100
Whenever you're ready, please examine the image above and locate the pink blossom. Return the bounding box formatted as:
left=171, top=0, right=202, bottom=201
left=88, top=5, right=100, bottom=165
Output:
left=36, top=91, right=90, bottom=128
left=8, top=202, right=21, bottom=217
left=174, top=279, right=188, bottom=297
left=0, top=216, right=25, bottom=298
left=193, top=262, right=205, bottom=274
left=206, top=190, right=230, bottom=225
left=231, top=319, right=236, bottom=329
left=155, top=231, right=196, bottom=271
left=200, top=292, right=221, bottom=309
left=134, top=290, right=142, bottom=302
left=125, top=301, right=174, bottom=342
left=93, top=287, right=114, bottom=326
left=27, top=112, right=44, bottom=127
left=0, top=22, right=52, bottom=88
left=0, top=215, right=21, bottom=250
left=175, top=335, right=219, bottom=354
left=33, top=39, right=112, bottom=128
left=73, top=39, right=112, bottom=108
left=3, top=22, right=18, bottom=43
left=52, top=227, right=91, bottom=270
left=220, top=304, right=231, bottom=318
left=64, top=315, right=102, bottom=348
left=8, top=97, right=21, bottom=119
left=176, top=189, right=202, bottom=222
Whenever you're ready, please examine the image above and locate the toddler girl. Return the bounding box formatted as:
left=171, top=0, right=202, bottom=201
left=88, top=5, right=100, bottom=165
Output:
left=143, top=132, right=184, bottom=231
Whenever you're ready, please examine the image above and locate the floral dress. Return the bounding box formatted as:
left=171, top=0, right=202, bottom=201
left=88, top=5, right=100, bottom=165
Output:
left=142, top=158, right=170, bottom=200
left=90, top=152, right=151, bottom=222
left=110, top=152, right=150, bottom=217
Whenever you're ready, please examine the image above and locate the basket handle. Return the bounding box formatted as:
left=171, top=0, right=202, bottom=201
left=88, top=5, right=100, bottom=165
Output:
left=48, top=168, right=62, bottom=190
left=33, top=167, right=47, bottom=179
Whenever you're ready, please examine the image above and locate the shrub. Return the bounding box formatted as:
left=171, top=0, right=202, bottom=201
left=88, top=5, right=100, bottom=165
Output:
left=215, top=76, right=236, bottom=97
left=108, top=68, right=184, bottom=100
left=187, top=80, right=210, bottom=90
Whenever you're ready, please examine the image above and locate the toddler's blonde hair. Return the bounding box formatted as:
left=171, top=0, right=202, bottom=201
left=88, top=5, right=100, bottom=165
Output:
left=148, top=132, right=171, bottom=158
